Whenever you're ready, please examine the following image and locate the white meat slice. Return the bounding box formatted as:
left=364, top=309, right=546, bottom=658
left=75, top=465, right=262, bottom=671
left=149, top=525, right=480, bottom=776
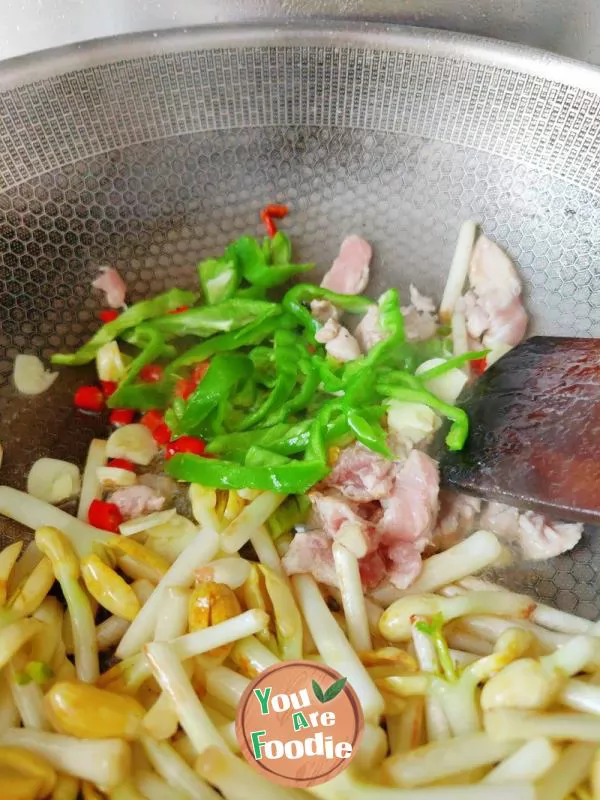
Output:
left=92, top=266, right=127, bottom=309
left=310, top=299, right=340, bottom=324
left=325, top=443, right=394, bottom=502
left=315, top=318, right=361, bottom=362
left=310, top=491, right=379, bottom=557
left=320, top=235, right=372, bottom=295
left=463, top=235, right=528, bottom=347
left=409, top=285, right=437, bottom=314
left=109, top=485, right=165, bottom=520
left=401, top=285, right=438, bottom=342
left=355, top=305, right=386, bottom=352
left=378, top=451, right=440, bottom=553
left=518, top=512, right=583, bottom=561
left=282, top=530, right=339, bottom=587
left=479, top=501, right=520, bottom=539
left=382, top=542, right=423, bottom=590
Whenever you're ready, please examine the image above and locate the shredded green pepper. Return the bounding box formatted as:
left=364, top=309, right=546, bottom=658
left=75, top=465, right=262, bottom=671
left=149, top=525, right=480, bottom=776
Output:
left=231, top=235, right=314, bottom=288
left=177, top=354, right=254, bottom=436
left=107, top=324, right=171, bottom=410
left=150, top=299, right=280, bottom=339
left=51, top=288, right=198, bottom=365
left=198, top=256, right=240, bottom=305
left=165, top=453, right=329, bottom=493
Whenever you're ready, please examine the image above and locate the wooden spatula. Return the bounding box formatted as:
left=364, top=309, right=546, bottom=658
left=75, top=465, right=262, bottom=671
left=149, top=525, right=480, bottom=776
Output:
left=439, top=336, right=600, bottom=524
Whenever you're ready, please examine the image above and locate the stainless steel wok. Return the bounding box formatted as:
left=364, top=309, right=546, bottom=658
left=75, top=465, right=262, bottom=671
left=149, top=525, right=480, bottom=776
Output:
left=0, top=23, right=599, bottom=616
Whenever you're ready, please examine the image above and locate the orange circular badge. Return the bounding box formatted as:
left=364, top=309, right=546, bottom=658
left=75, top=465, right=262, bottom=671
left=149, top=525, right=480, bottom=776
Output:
left=236, top=660, right=364, bottom=788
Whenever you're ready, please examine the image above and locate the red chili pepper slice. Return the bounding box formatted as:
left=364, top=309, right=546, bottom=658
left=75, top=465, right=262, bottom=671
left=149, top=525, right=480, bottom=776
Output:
left=99, top=309, right=119, bottom=324
left=470, top=357, right=488, bottom=376
left=109, top=408, right=135, bottom=427
left=192, top=361, right=210, bottom=384
left=100, top=380, right=118, bottom=398
left=140, top=410, right=165, bottom=433
left=165, top=435, right=206, bottom=460
left=152, top=423, right=171, bottom=445
left=74, top=386, right=105, bottom=413
left=175, top=377, right=197, bottom=401
left=259, top=209, right=277, bottom=239
left=88, top=498, right=123, bottom=533
left=264, top=204, right=289, bottom=219
left=140, top=363, right=164, bottom=383
left=167, top=305, right=190, bottom=315
left=107, top=458, right=136, bottom=472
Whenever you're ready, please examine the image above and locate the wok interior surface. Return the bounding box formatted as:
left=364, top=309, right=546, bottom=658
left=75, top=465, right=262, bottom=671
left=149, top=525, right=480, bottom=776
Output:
left=0, top=24, right=599, bottom=615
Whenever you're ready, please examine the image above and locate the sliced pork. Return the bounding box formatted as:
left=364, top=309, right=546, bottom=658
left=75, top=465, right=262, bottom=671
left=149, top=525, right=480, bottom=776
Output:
left=282, top=529, right=386, bottom=591
left=324, top=443, right=394, bottom=502
left=355, top=305, right=386, bottom=352
left=462, top=235, right=528, bottom=348
left=310, top=299, right=340, bottom=324
left=310, top=491, right=379, bottom=557
left=109, top=485, right=165, bottom=520
left=320, top=235, right=372, bottom=295
left=401, top=285, right=438, bottom=342
left=315, top=318, right=361, bottom=362
left=479, top=501, right=520, bottom=539
left=518, top=512, right=583, bottom=561
left=92, top=266, right=127, bottom=309
left=378, top=450, right=440, bottom=553
left=381, top=542, right=424, bottom=590
left=282, top=530, right=338, bottom=587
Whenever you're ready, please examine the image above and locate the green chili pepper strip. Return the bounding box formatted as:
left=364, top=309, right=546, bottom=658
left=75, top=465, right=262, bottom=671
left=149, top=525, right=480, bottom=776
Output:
left=177, top=354, right=254, bottom=436
left=51, top=288, right=198, bottom=366
left=232, top=236, right=314, bottom=288
left=198, top=256, right=240, bottom=305
left=150, top=299, right=280, bottom=339
left=206, top=421, right=312, bottom=460
left=264, top=359, right=320, bottom=426
left=234, top=332, right=300, bottom=431
left=344, top=289, right=404, bottom=380
left=377, top=383, right=469, bottom=451
left=245, top=447, right=292, bottom=468
left=283, top=284, right=374, bottom=339
left=306, top=400, right=343, bottom=463
left=121, top=328, right=177, bottom=360
left=416, top=350, right=490, bottom=381
left=165, top=454, right=329, bottom=493
left=107, top=325, right=170, bottom=410
left=167, top=312, right=297, bottom=374
left=313, top=355, right=345, bottom=393
left=375, top=369, right=424, bottom=391
left=346, top=409, right=392, bottom=458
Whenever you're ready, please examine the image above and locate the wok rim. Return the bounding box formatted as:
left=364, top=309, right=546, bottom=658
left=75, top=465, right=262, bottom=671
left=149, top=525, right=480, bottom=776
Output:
left=0, top=20, right=599, bottom=95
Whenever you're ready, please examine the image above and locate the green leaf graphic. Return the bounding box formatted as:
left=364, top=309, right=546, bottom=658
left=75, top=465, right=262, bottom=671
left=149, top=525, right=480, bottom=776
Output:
left=312, top=679, right=326, bottom=703
left=323, top=677, right=347, bottom=702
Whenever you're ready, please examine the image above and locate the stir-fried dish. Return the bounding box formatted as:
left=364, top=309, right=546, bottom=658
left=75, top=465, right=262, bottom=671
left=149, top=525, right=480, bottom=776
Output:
left=0, top=206, right=595, bottom=800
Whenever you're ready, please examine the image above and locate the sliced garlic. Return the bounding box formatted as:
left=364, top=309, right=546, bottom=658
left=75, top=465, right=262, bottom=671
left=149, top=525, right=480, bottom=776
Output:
left=97, top=466, right=137, bottom=489
left=106, top=424, right=158, bottom=466
left=13, top=355, right=58, bottom=396
left=27, top=458, right=81, bottom=504
left=95, top=341, right=126, bottom=382
left=416, top=357, right=468, bottom=404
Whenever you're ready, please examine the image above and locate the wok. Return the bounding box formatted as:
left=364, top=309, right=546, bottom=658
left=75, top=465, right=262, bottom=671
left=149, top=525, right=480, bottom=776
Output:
left=0, top=22, right=599, bottom=616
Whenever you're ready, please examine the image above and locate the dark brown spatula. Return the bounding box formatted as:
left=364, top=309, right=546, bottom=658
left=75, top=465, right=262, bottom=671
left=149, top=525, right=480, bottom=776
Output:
left=439, top=336, right=600, bottom=524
